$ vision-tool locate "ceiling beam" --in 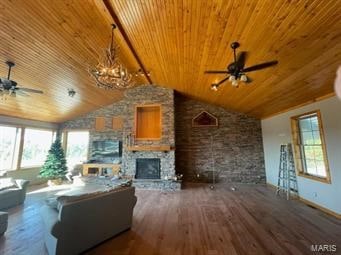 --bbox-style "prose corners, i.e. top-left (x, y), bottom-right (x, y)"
top-left (102, 0), bottom-right (153, 84)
